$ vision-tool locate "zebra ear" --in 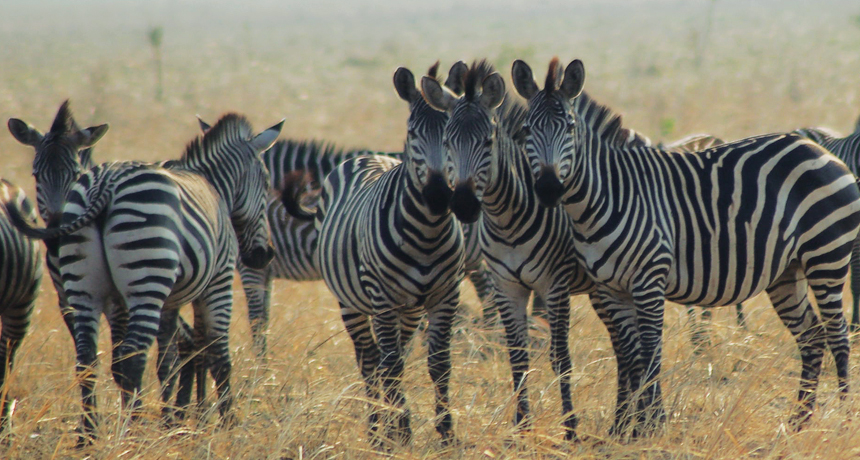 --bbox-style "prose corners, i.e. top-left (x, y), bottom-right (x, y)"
top-left (560, 59), bottom-right (585, 101)
top-left (511, 60), bottom-right (538, 100)
top-left (251, 119), bottom-right (284, 152)
top-left (421, 76), bottom-right (458, 112)
top-left (8, 118), bottom-right (43, 146)
top-left (854, 113), bottom-right (860, 134)
top-left (75, 123), bottom-right (109, 148)
top-left (393, 67), bottom-right (420, 103)
top-left (480, 72), bottom-right (506, 110)
top-left (197, 116), bottom-right (212, 133)
top-left (445, 61), bottom-right (468, 96)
